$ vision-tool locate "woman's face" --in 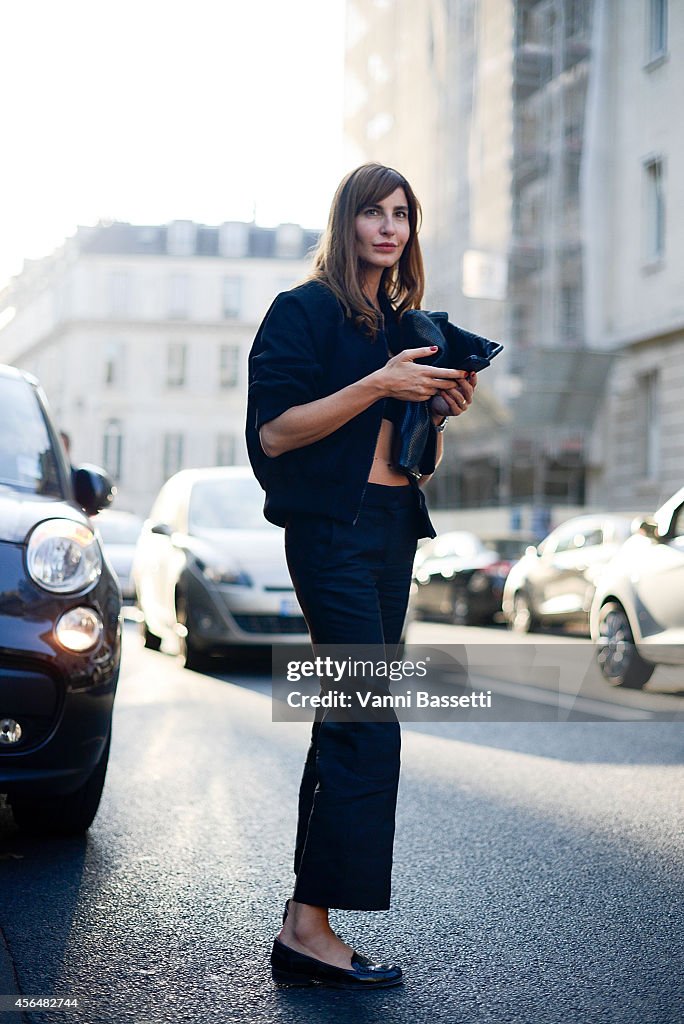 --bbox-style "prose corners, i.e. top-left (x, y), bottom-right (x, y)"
top-left (354, 187), bottom-right (410, 273)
